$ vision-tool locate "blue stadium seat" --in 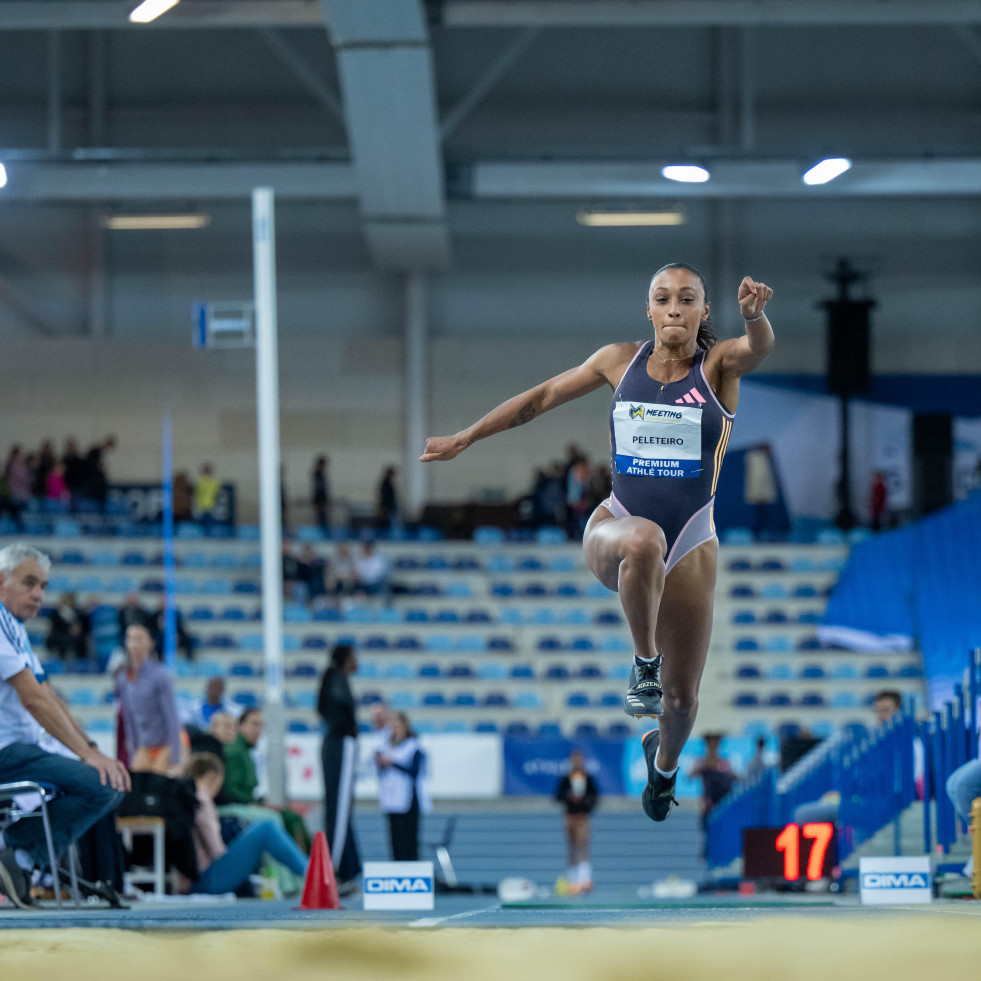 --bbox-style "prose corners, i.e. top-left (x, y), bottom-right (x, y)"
top-left (545, 665), bottom-right (570, 681)
top-left (723, 528), bottom-right (754, 545)
top-left (765, 636), bottom-right (794, 654)
top-left (759, 559), bottom-right (786, 572)
top-left (733, 693), bottom-right (760, 707)
top-left (60, 550), bottom-right (86, 566)
top-left (283, 604), bottom-right (312, 624)
top-left (491, 583), bottom-right (514, 598)
top-left (537, 636), bottom-right (563, 652)
top-left (222, 607), bottom-right (247, 621)
top-left (482, 692), bottom-right (509, 707)
top-left (865, 664), bottom-right (890, 678)
top-left (563, 609), bottom-right (592, 627)
top-left (766, 692), bottom-right (793, 707)
top-left (800, 664), bottom-right (826, 679)
top-left (505, 722), bottom-right (532, 738)
top-left (538, 722), bottom-right (562, 738)
top-left (474, 721), bottom-right (499, 733)
top-left (413, 582), bottom-right (442, 598)
top-left (441, 720), bottom-right (469, 734)
top-left (735, 638), bottom-right (760, 652)
top-left (728, 558), bottom-right (752, 572)
top-left (291, 662), bottom-right (318, 678)
top-left (395, 635), bottom-right (423, 651)
top-left (283, 635), bottom-right (301, 653)
top-left (790, 557), bottom-right (817, 573)
top-left (230, 661), bottom-right (257, 677)
top-left (607, 662), bottom-right (631, 680)
top-left (68, 688), bottom-right (98, 707)
top-left (233, 691), bottom-right (259, 708)
top-left (792, 584), bottom-right (818, 598)
top-left (359, 691), bottom-right (384, 706)
top-left (595, 610), bottom-right (622, 626)
top-left (233, 580), bottom-right (260, 594)
top-left (195, 660), bottom-right (225, 678)
top-left (452, 693), bottom-right (478, 707)
top-left (520, 583), bottom-right (547, 598)
top-left (465, 609), bottom-right (493, 624)
top-left (606, 723), bottom-right (632, 740)
top-left (574, 723), bottom-right (600, 739)
top-left (239, 633), bottom-right (264, 651)
top-left (556, 584), bottom-right (580, 598)
top-left (517, 557), bottom-right (544, 572)
top-left (736, 665), bottom-right (762, 679)
top-left (733, 610), bottom-right (757, 624)
top-left (189, 606), bottom-right (215, 621)
top-left (207, 633), bottom-right (237, 650)
top-left (764, 610), bottom-right (789, 624)
top-left (598, 692), bottom-right (620, 708)
top-left (478, 662), bottom-right (507, 680)
top-left (357, 662), bottom-right (380, 679)
top-left (799, 692), bottom-right (826, 707)
top-left (434, 609), bottom-right (460, 624)
top-left (529, 609), bottom-right (557, 625)
top-left (486, 555), bottom-right (513, 574)
top-left (578, 664), bottom-right (603, 679)
top-left (41, 660), bottom-right (64, 676)
top-left (302, 636), bottom-right (328, 650)
top-left (487, 636), bottom-right (514, 653)
top-left (548, 556), bottom-right (576, 573)
top-left (601, 636), bottom-right (630, 654)
top-left (288, 721), bottom-right (312, 733)
top-left (896, 664), bottom-right (923, 679)
top-left (445, 582), bottom-right (473, 599)
top-left (535, 527), bottom-right (567, 545)
top-left (405, 608), bottom-right (429, 623)
top-left (766, 664), bottom-right (794, 681)
top-left (730, 585), bottom-right (756, 598)
top-left (364, 635), bottom-right (389, 650)
top-left (447, 664), bottom-right (475, 679)
top-left (390, 692), bottom-right (418, 710)
top-left (761, 583), bottom-right (789, 599)
top-left (394, 557), bottom-right (421, 571)
top-left (777, 723), bottom-right (801, 739)
top-left (418, 663), bottom-right (441, 678)
top-left (453, 557), bottom-right (481, 572)
top-left (473, 526), bottom-right (505, 545)
top-left (455, 635), bottom-right (486, 654)
top-left (183, 551), bottom-right (209, 568)
top-left (831, 663), bottom-right (859, 680)
top-left (313, 607), bottom-right (342, 622)
top-left (797, 636), bottom-right (823, 651)
top-left (566, 691), bottom-right (590, 708)
top-left (570, 636), bottom-right (595, 652)
top-left (121, 551), bottom-right (148, 567)
top-left (204, 578), bottom-right (233, 596)
top-left (422, 692), bottom-right (447, 707)
top-left (797, 611), bottom-right (821, 624)
top-left (509, 665), bottom-right (535, 680)
top-left (513, 691), bottom-right (543, 709)
top-left (426, 635), bottom-right (453, 653)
